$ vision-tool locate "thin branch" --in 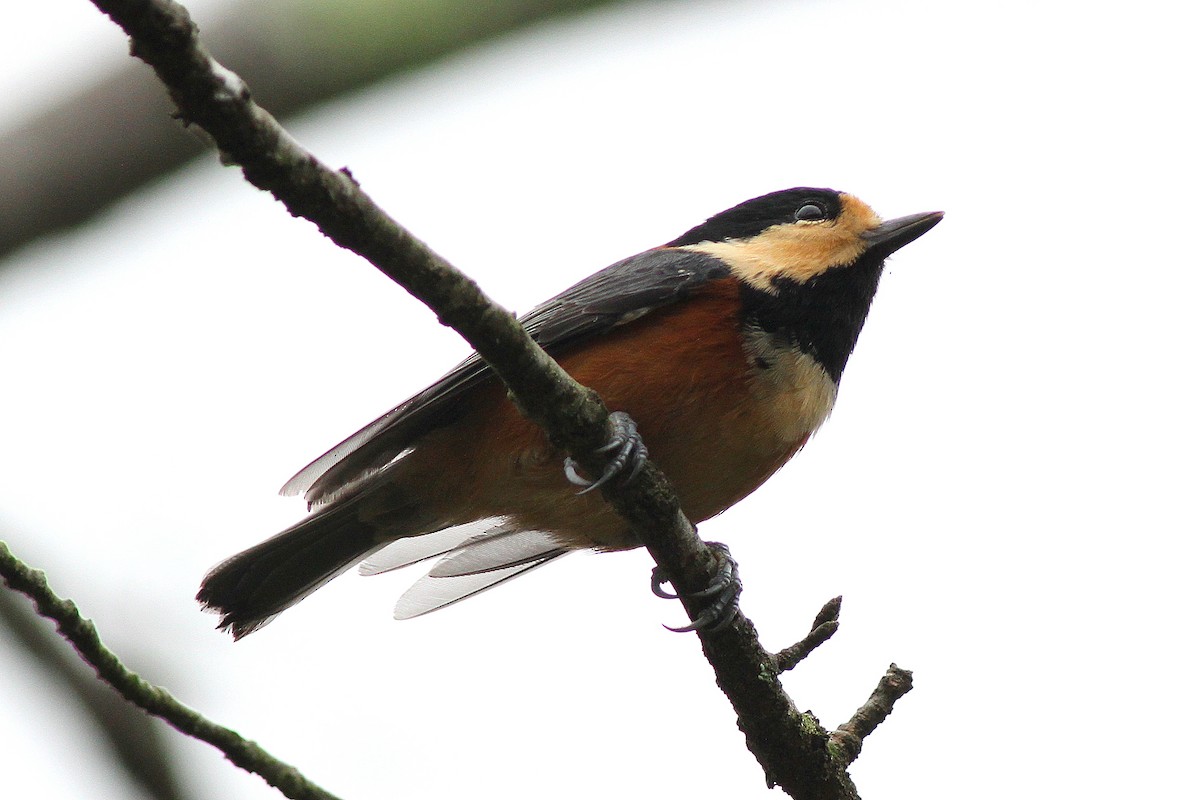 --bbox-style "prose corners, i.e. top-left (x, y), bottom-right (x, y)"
top-left (59, 2), bottom-right (915, 797)
top-left (829, 664), bottom-right (916, 765)
top-left (775, 596), bottom-right (843, 673)
top-left (0, 587), bottom-right (189, 800)
top-left (0, 541), bottom-right (341, 800)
